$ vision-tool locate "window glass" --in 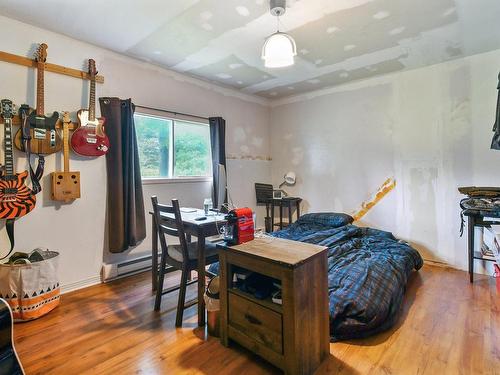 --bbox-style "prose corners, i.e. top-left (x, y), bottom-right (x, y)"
top-left (134, 113), bottom-right (211, 178)
top-left (134, 114), bottom-right (172, 178)
top-left (174, 120), bottom-right (212, 177)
